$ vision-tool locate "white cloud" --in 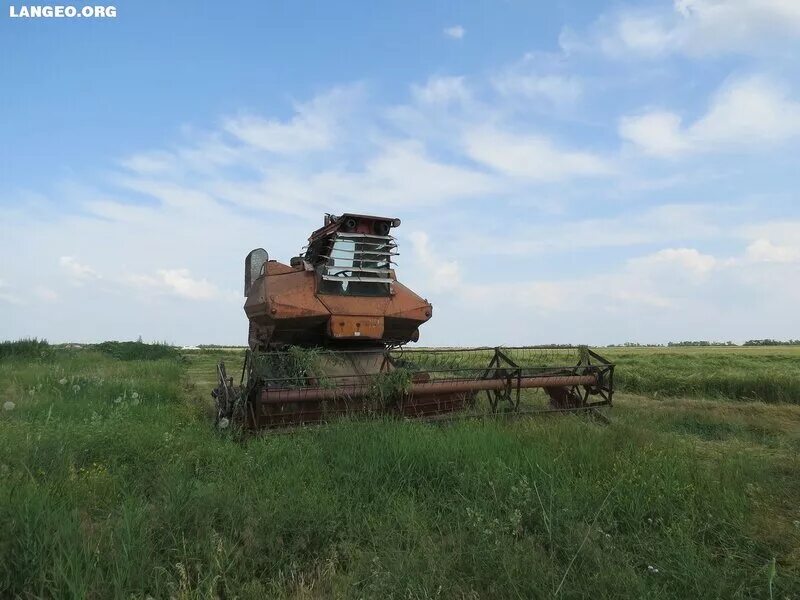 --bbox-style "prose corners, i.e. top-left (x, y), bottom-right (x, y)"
top-left (489, 52), bottom-right (584, 109)
top-left (619, 111), bottom-right (688, 157)
top-left (224, 113), bottom-right (332, 155)
top-left (739, 220), bottom-right (800, 247)
top-left (121, 137), bottom-right (247, 176)
top-left (266, 140), bottom-right (498, 211)
top-left (567, 0), bottom-right (800, 58)
top-left (690, 76), bottom-right (800, 145)
top-left (463, 280), bottom-right (572, 314)
top-left (493, 72), bottom-right (582, 106)
top-left (223, 86), bottom-right (361, 154)
top-left (57, 251), bottom-right (234, 302)
top-left (594, 13), bottom-right (678, 58)
top-left (443, 25), bottom-right (465, 40)
top-left (109, 83), bottom-right (509, 220)
top-left (442, 203), bottom-right (728, 259)
top-left (408, 231), bottom-right (461, 293)
top-left (124, 268), bottom-right (226, 301)
top-left (620, 76), bottom-right (800, 156)
top-left (401, 231), bottom-right (800, 345)
top-left (464, 127), bottom-right (611, 181)
top-left (59, 256), bottom-right (101, 281)
top-left (628, 247), bottom-right (717, 279)
top-left (411, 76), bottom-right (470, 105)
top-left (674, 0), bottom-right (800, 56)
top-left (744, 240), bottom-right (800, 264)
top-left (119, 151), bottom-right (175, 174)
